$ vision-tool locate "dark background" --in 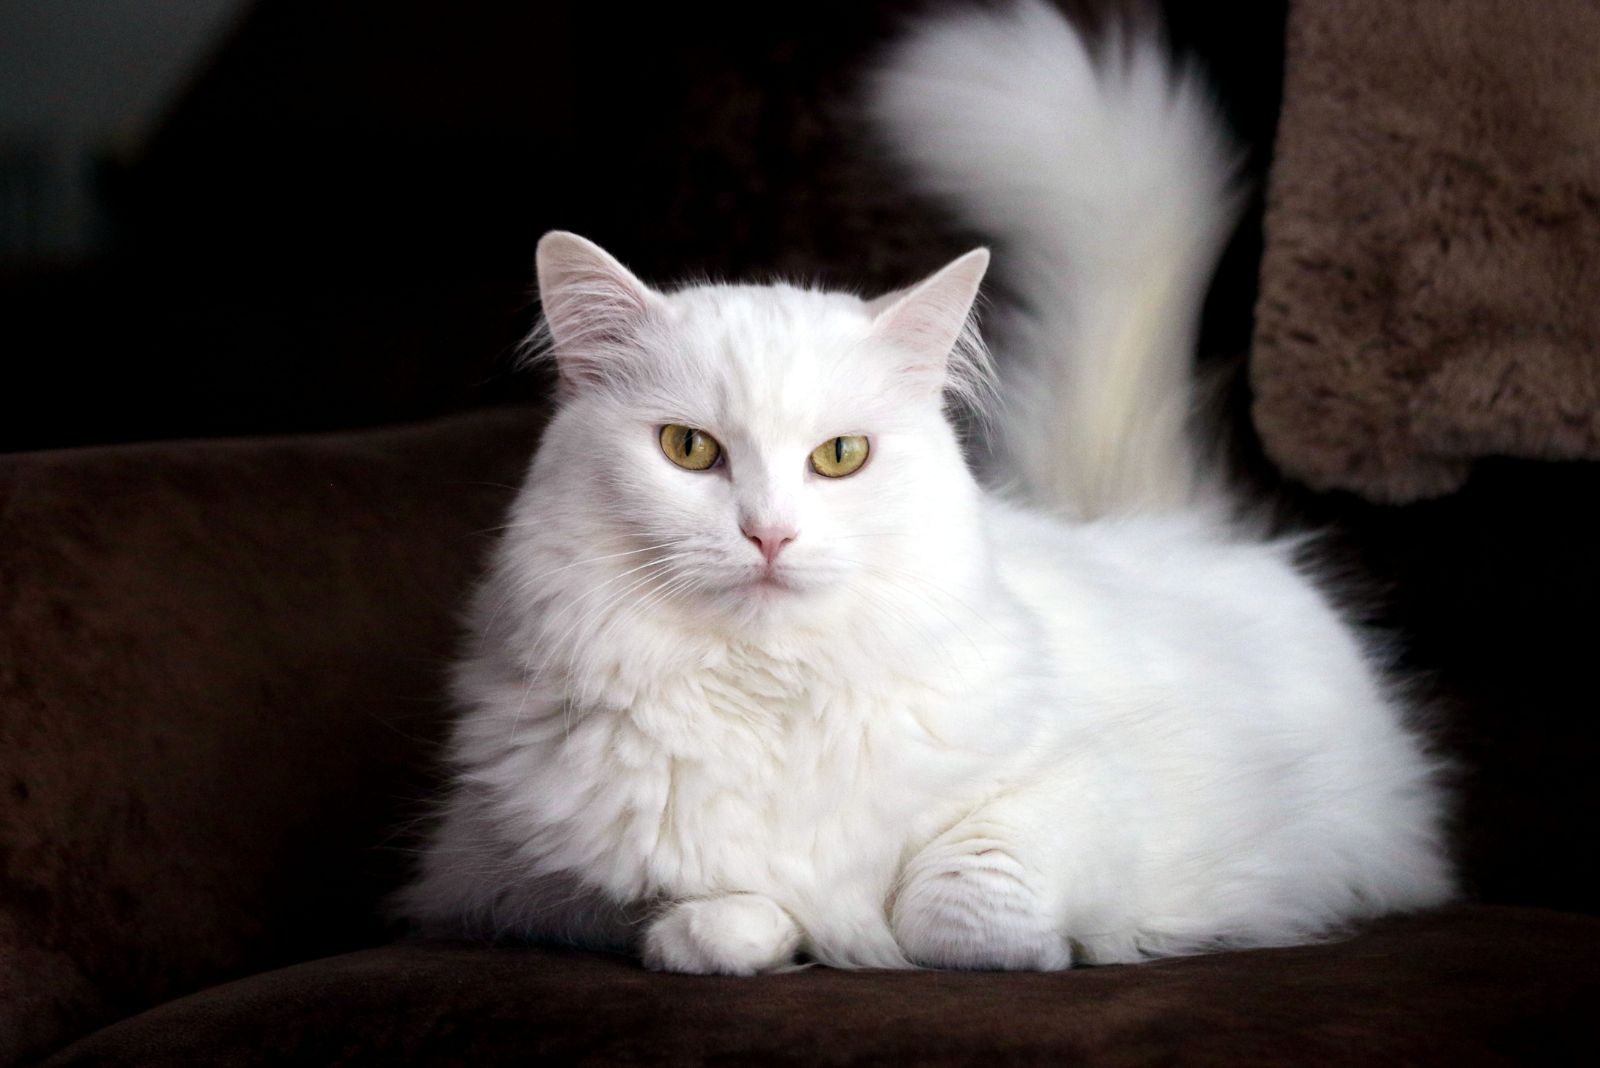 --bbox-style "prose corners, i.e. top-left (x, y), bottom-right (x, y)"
top-left (2, 0), bottom-right (1593, 915)
top-left (0, 0), bottom-right (1285, 454)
